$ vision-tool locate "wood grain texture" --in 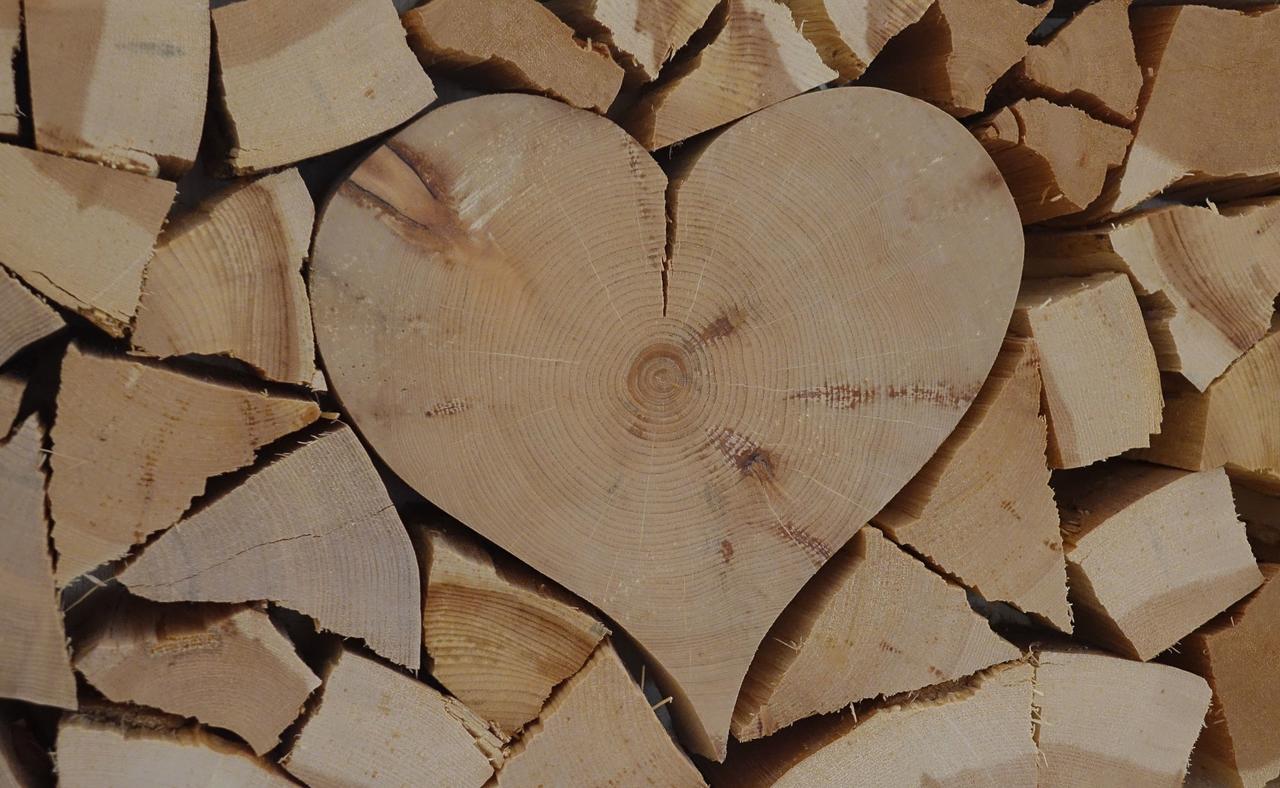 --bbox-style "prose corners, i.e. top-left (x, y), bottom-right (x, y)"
top-left (0, 372), bottom-right (22, 436)
top-left (0, 0), bottom-right (18, 137)
top-left (782, 0), bottom-right (931, 81)
top-left (544, 0), bottom-right (720, 82)
top-left (0, 269), bottom-right (64, 367)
